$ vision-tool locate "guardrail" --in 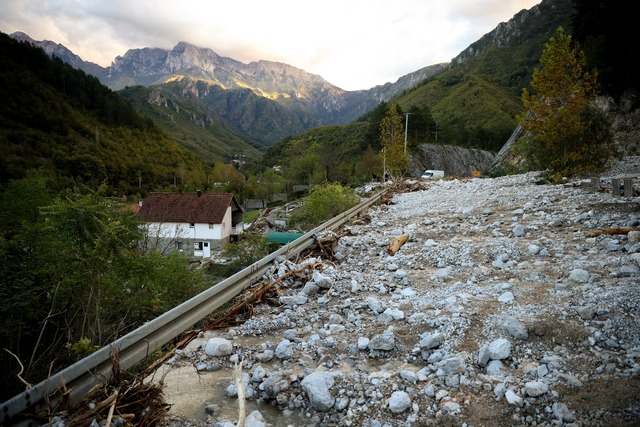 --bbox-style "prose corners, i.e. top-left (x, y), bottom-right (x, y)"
top-left (1, 189), bottom-right (385, 426)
